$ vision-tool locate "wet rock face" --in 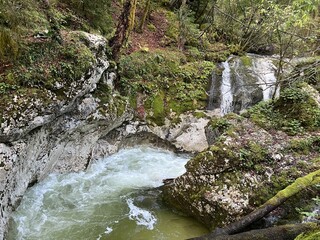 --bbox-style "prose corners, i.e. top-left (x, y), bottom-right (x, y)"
top-left (162, 116), bottom-right (319, 229)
